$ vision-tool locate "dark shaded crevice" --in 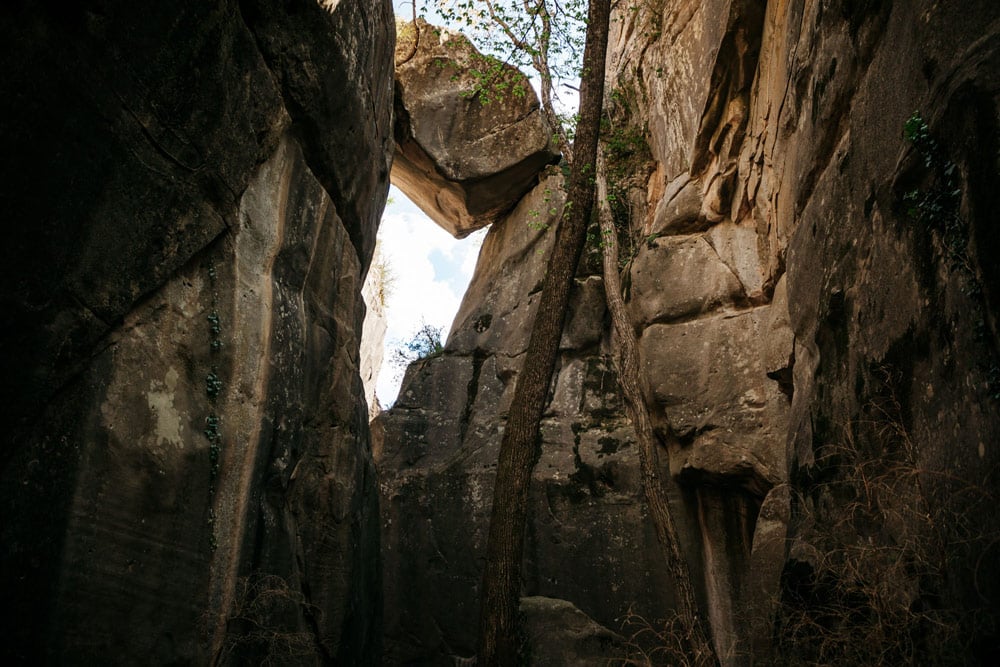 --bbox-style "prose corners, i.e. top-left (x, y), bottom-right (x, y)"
top-left (564, 423), bottom-right (616, 502)
top-left (767, 349), bottom-right (796, 402)
top-left (690, 0), bottom-right (767, 178)
top-left (641, 300), bottom-right (767, 330)
top-left (793, 5), bottom-right (892, 219)
top-left (298, 576), bottom-right (335, 665)
top-left (948, 85), bottom-right (1000, 353)
top-left (792, 102), bottom-right (852, 220)
top-left (119, 97), bottom-right (204, 172)
top-left (459, 349), bottom-right (488, 447)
